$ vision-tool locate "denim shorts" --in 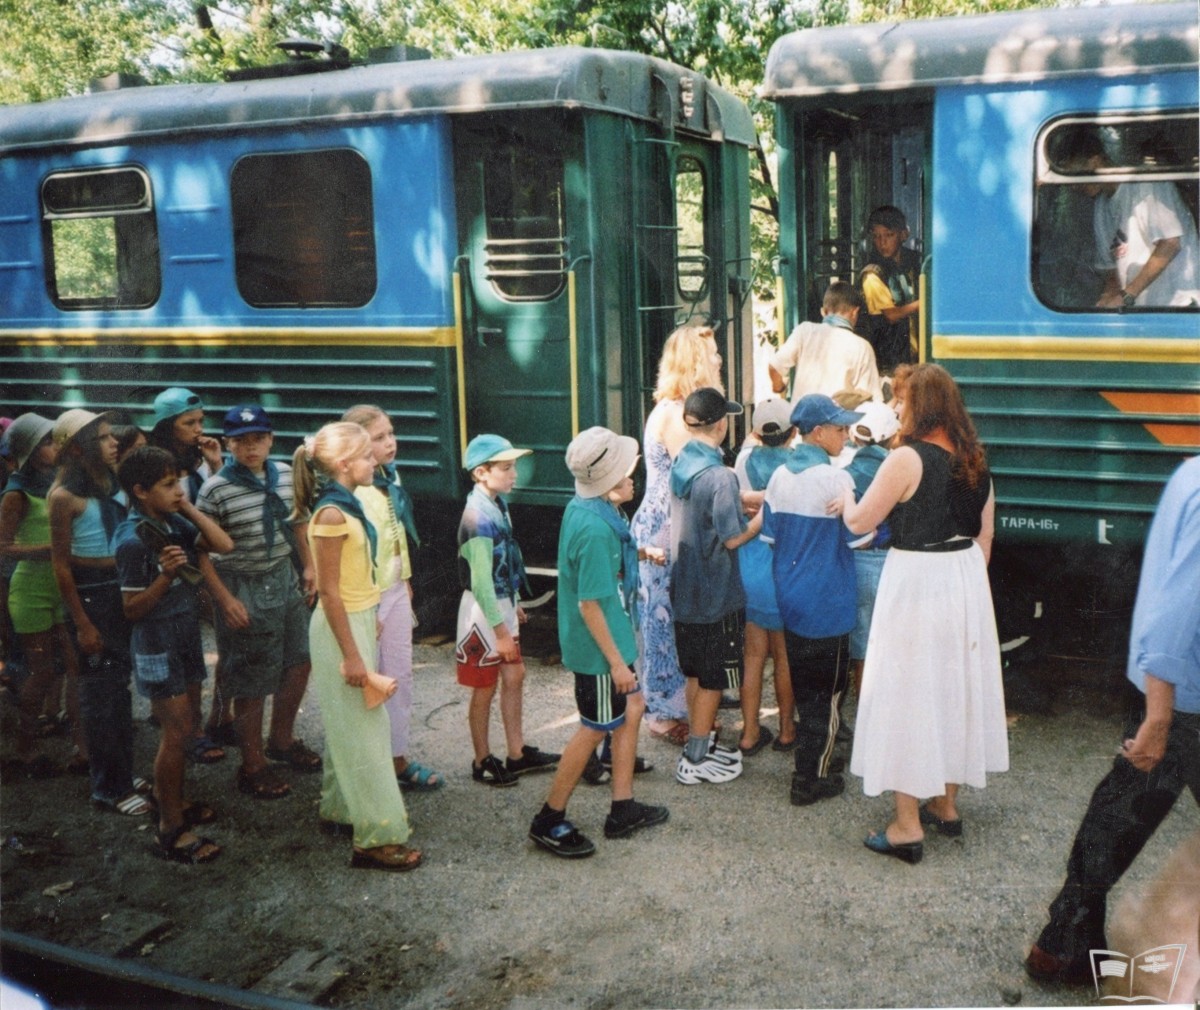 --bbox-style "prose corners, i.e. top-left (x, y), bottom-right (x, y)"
top-left (215, 564), bottom-right (310, 698)
top-left (131, 611), bottom-right (207, 701)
